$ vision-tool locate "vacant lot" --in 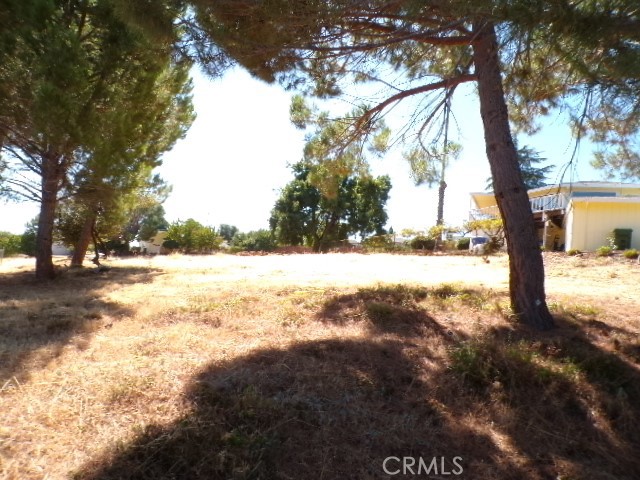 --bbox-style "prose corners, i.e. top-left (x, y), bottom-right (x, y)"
top-left (1, 252), bottom-right (639, 479)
